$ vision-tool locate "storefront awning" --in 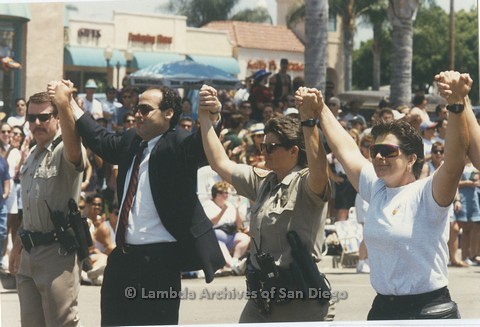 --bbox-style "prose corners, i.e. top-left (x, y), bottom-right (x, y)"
top-left (187, 55), bottom-right (240, 75)
top-left (0, 4), bottom-right (31, 22)
top-left (132, 52), bottom-right (185, 70)
top-left (64, 46), bottom-right (126, 67)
